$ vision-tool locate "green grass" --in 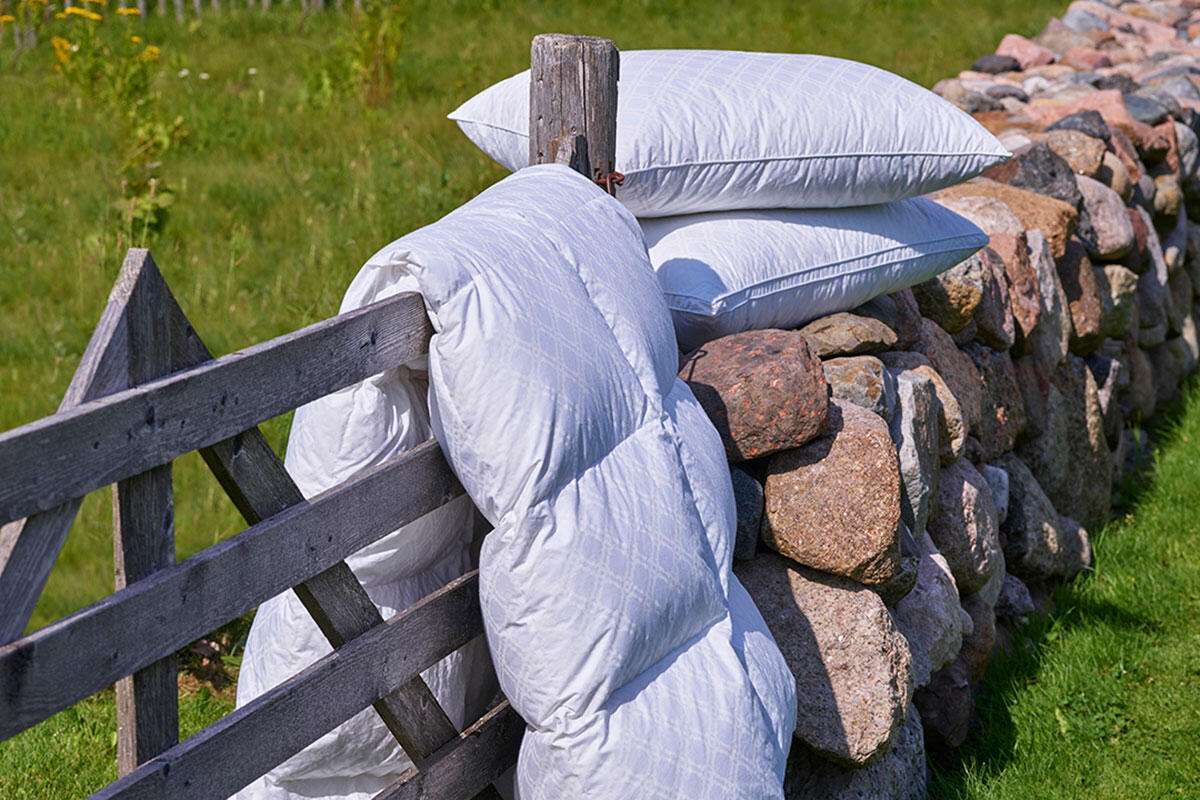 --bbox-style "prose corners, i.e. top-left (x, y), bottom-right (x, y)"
top-left (0, 683), bottom-right (236, 799)
top-left (929, 377), bottom-right (1200, 799)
